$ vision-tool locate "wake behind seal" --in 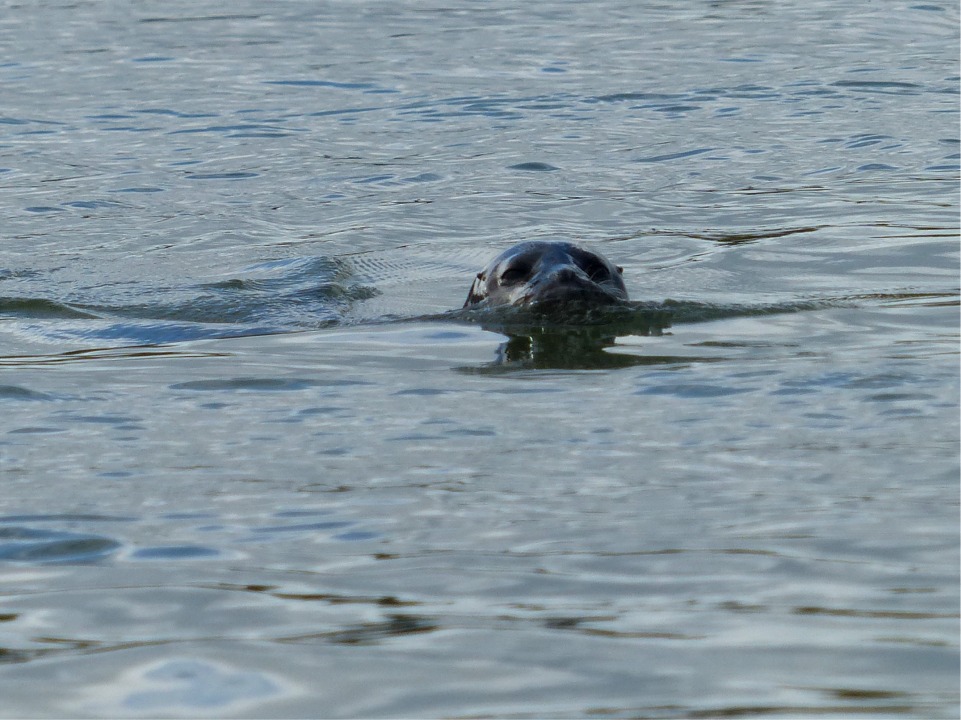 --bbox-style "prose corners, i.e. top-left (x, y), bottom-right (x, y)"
top-left (464, 241), bottom-right (628, 310)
